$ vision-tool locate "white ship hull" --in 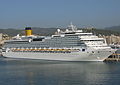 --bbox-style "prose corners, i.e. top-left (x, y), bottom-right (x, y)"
top-left (2, 49), bottom-right (115, 61)
top-left (2, 23), bottom-right (116, 61)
